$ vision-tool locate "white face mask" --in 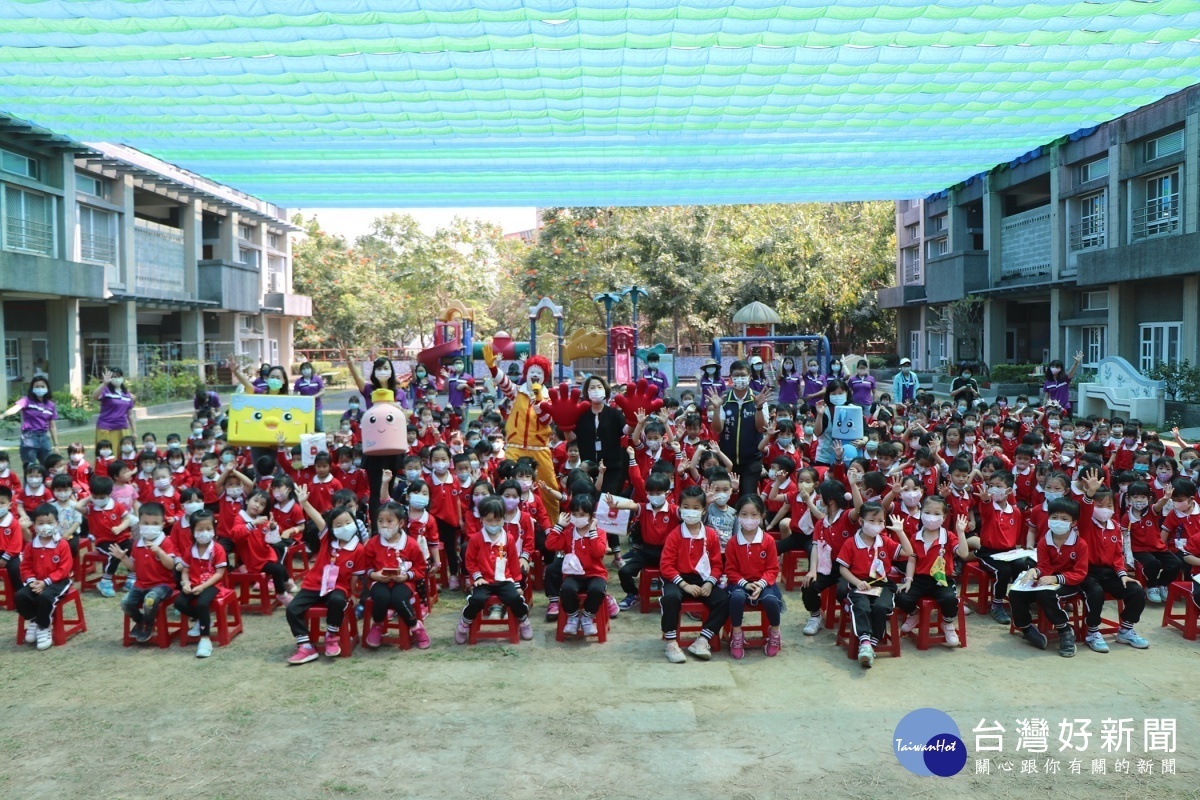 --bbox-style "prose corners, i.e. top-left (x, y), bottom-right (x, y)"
top-left (409, 494), bottom-right (429, 509)
top-left (431, 461), bottom-right (450, 474)
top-left (738, 516), bottom-right (760, 532)
top-left (901, 490), bottom-right (922, 506)
top-left (648, 495), bottom-right (666, 508)
top-left (646, 439), bottom-right (662, 452)
top-left (36, 523), bottom-right (58, 538)
top-left (1047, 519), bottom-right (1071, 536)
top-left (714, 492), bottom-right (730, 506)
top-left (483, 523), bottom-right (505, 536)
top-left (332, 522), bottom-right (358, 542)
top-left (154, 477), bottom-right (172, 490)
top-left (139, 525), bottom-right (164, 546)
top-left (54, 490), bottom-right (73, 502)
top-left (570, 515), bottom-right (591, 530)
top-left (680, 509), bottom-right (703, 525)
top-left (862, 521), bottom-right (884, 536)
top-left (183, 500), bottom-right (205, 515)
top-left (194, 529), bottom-right (214, 545)
top-left (829, 394), bottom-right (847, 406)
top-left (920, 513), bottom-right (943, 530)
top-left (379, 525), bottom-right (400, 540)
top-left (732, 376), bottom-right (750, 391)
top-left (1092, 507), bottom-right (1114, 523)
top-left (588, 388), bottom-right (606, 402)
top-left (225, 487), bottom-right (243, 500)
